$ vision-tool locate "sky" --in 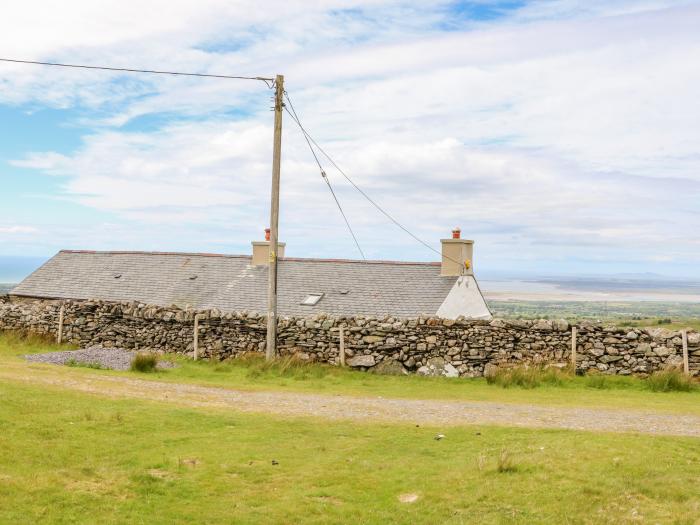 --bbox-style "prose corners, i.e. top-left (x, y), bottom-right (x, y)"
top-left (0, 0), bottom-right (699, 281)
